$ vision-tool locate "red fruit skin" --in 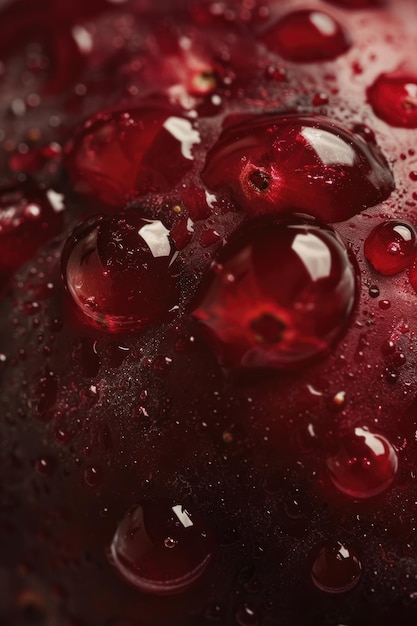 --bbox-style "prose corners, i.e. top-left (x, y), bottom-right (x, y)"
top-left (201, 114), bottom-right (394, 223)
top-left (64, 104), bottom-right (200, 207)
